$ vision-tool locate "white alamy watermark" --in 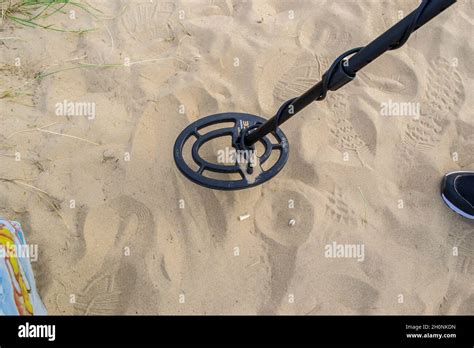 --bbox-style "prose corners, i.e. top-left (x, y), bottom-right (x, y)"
top-left (324, 241), bottom-right (365, 262)
top-left (380, 99), bottom-right (420, 118)
top-left (0, 243), bottom-right (38, 262)
top-left (18, 323), bottom-right (55, 341)
top-left (55, 99), bottom-right (96, 120)
top-left (217, 147), bottom-right (258, 166)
